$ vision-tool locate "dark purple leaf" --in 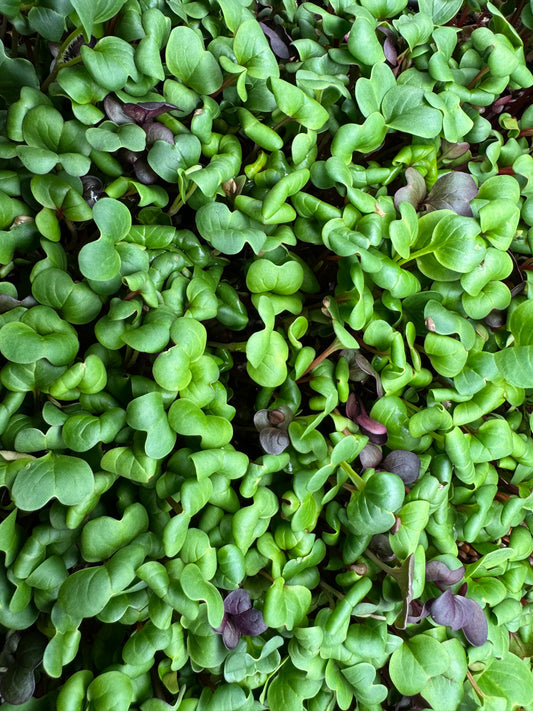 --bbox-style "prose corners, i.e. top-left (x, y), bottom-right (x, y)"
top-left (428, 590), bottom-right (488, 647)
top-left (353, 352), bottom-right (383, 397)
top-left (461, 599), bottom-right (489, 647)
top-left (133, 159), bottom-right (159, 185)
top-left (346, 392), bottom-right (359, 420)
top-left (254, 409), bottom-right (271, 430)
top-left (383, 37), bottom-right (398, 66)
top-left (381, 450), bottom-right (421, 485)
top-left (224, 589), bottom-right (252, 615)
top-left (425, 172), bottom-right (478, 217)
top-left (425, 560), bottom-right (465, 587)
top-left (103, 95), bottom-right (133, 124)
top-left (259, 21), bottom-right (291, 59)
top-left (221, 618), bottom-right (241, 650)
top-left (81, 175), bottom-right (103, 207)
top-left (406, 599), bottom-right (430, 625)
top-left (428, 589), bottom-right (468, 631)
top-left (143, 122), bottom-right (175, 146)
top-left (359, 442), bottom-right (383, 470)
top-left (123, 101), bottom-right (180, 123)
top-left (377, 28), bottom-right (398, 67)
top-left (394, 167), bottom-right (426, 211)
top-left (213, 589), bottom-right (268, 649)
top-left (236, 607), bottom-right (268, 637)
top-left (259, 428), bottom-right (290, 454)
